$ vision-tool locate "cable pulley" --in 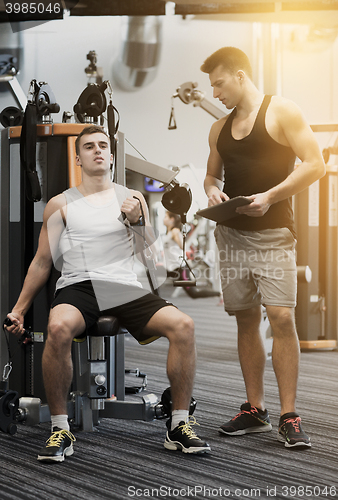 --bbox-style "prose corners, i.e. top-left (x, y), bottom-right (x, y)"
top-left (0, 106), bottom-right (24, 127)
top-left (73, 83), bottom-right (107, 121)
